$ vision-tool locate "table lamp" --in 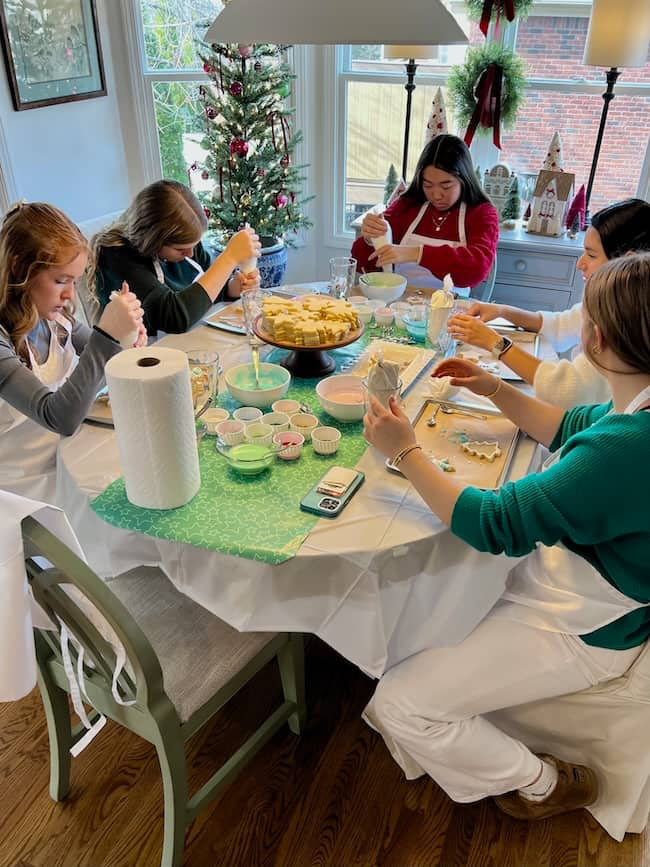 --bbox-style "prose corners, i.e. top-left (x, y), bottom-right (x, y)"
top-left (383, 45), bottom-right (439, 181)
top-left (582, 0), bottom-right (650, 221)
